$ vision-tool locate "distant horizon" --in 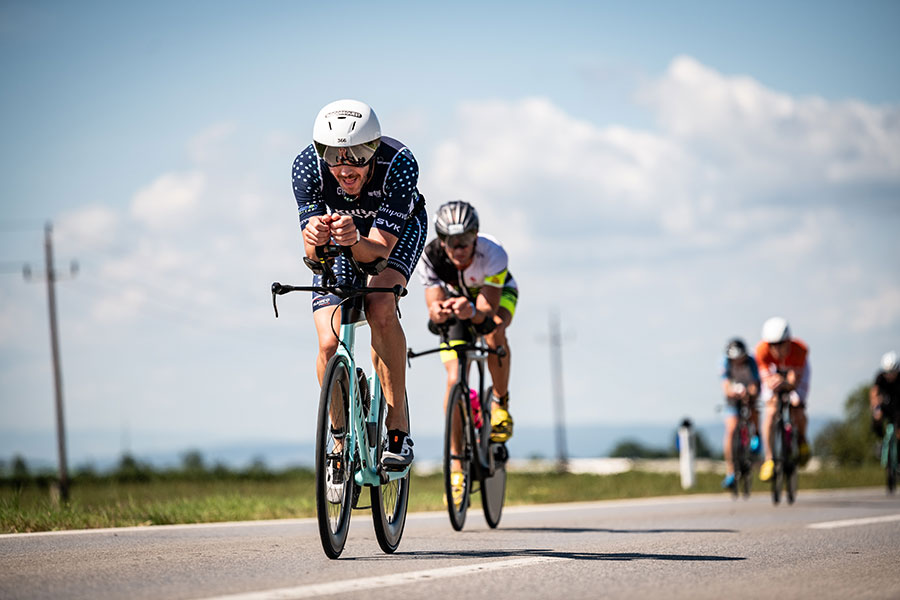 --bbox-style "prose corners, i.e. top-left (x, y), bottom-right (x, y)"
top-left (1, 415), bottom-right (837, 471)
